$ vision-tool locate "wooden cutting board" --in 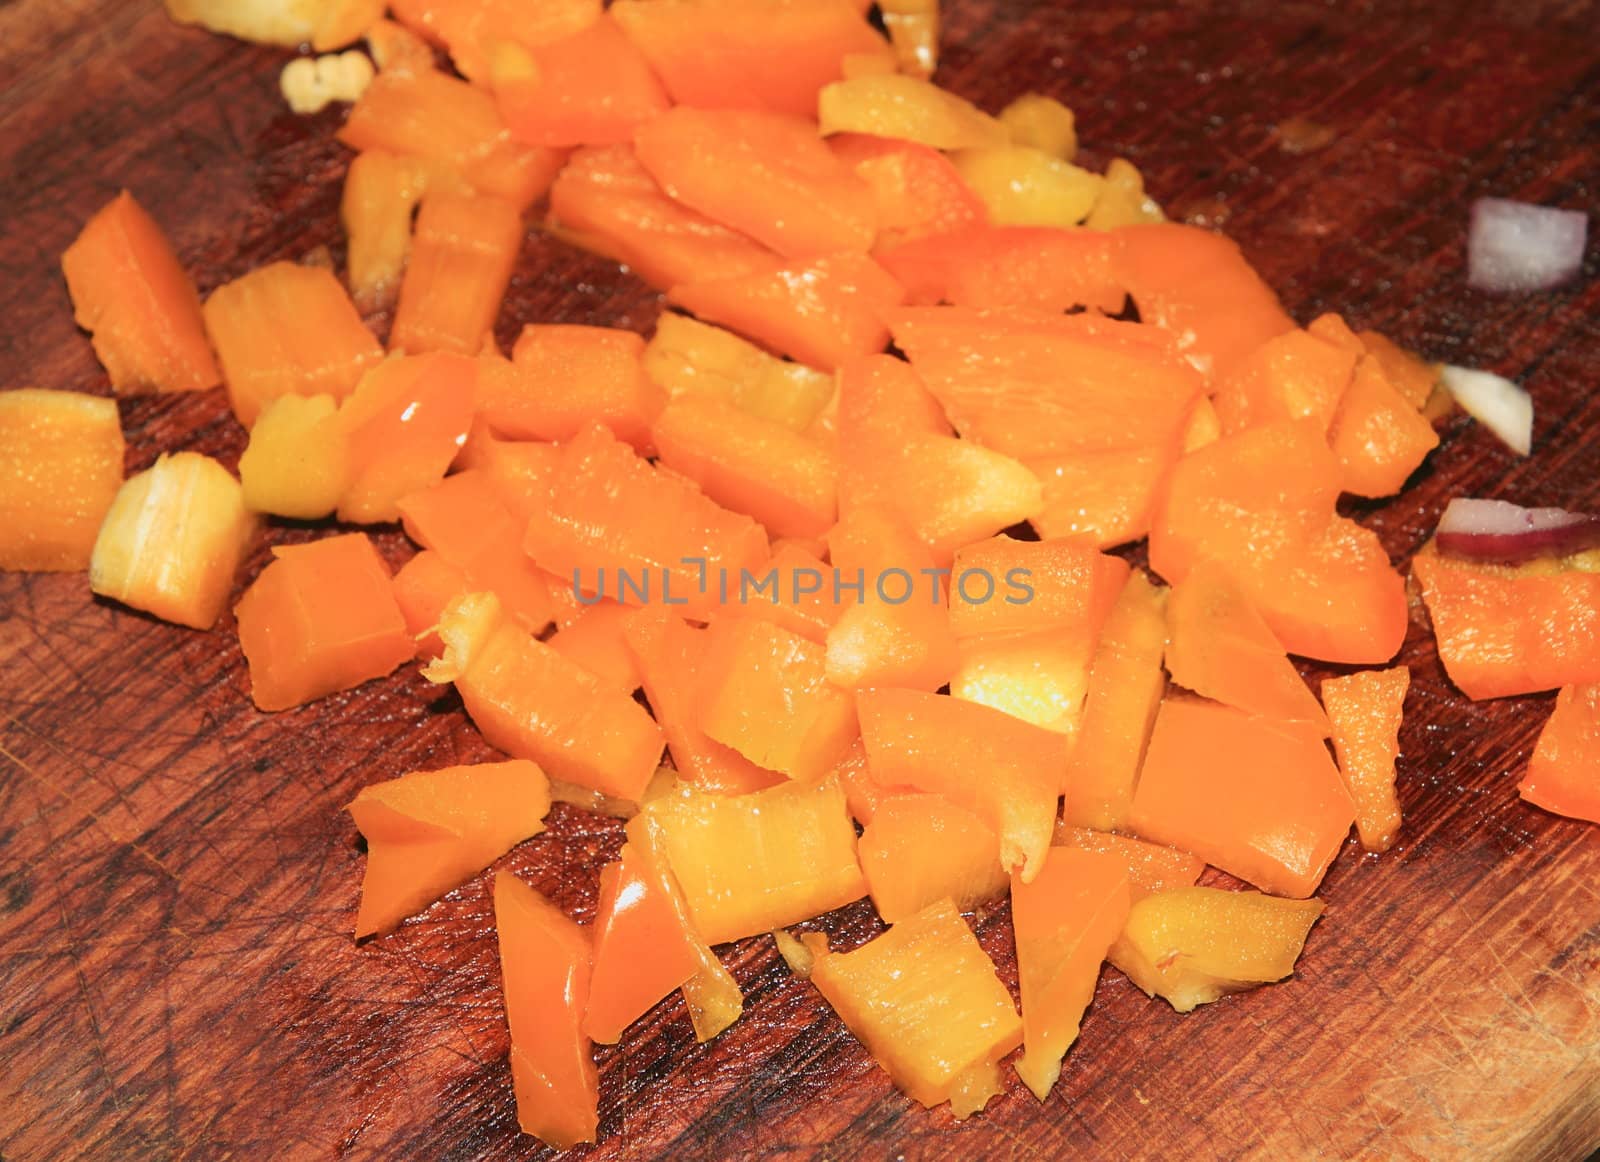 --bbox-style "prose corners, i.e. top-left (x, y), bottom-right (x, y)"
top-left (1, 2), bottom-right (1597, 1158)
